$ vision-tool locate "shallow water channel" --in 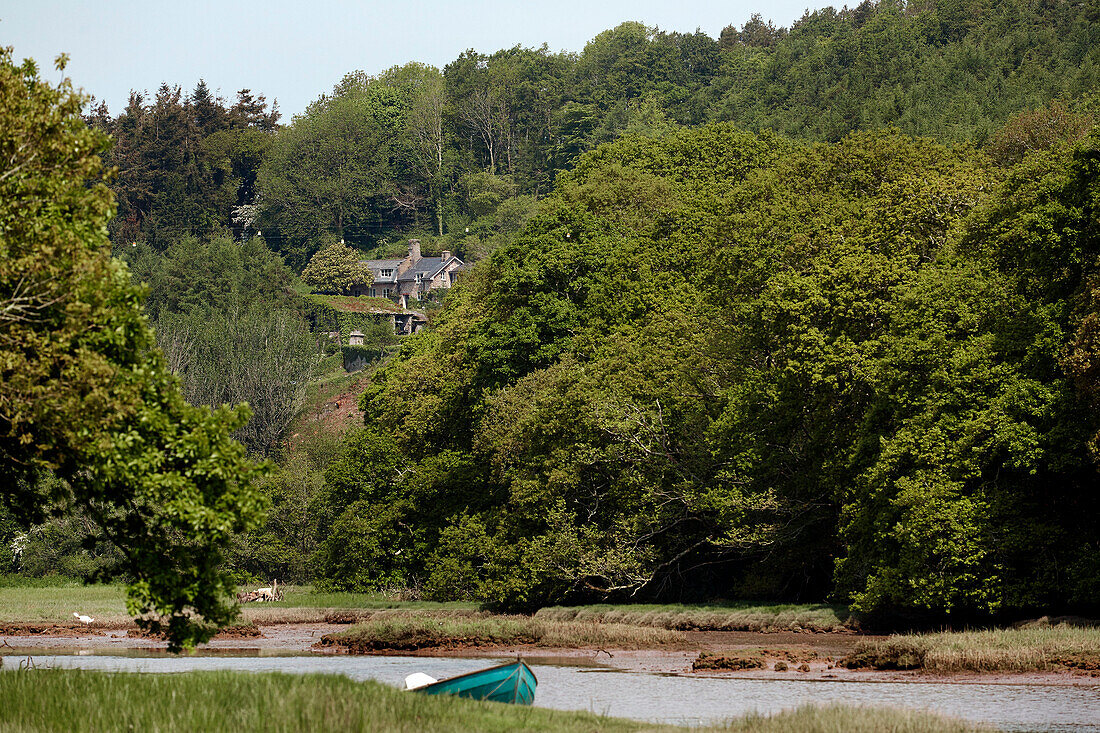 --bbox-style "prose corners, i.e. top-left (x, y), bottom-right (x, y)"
top-left (6, 651), bottom-right (1099, 731)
